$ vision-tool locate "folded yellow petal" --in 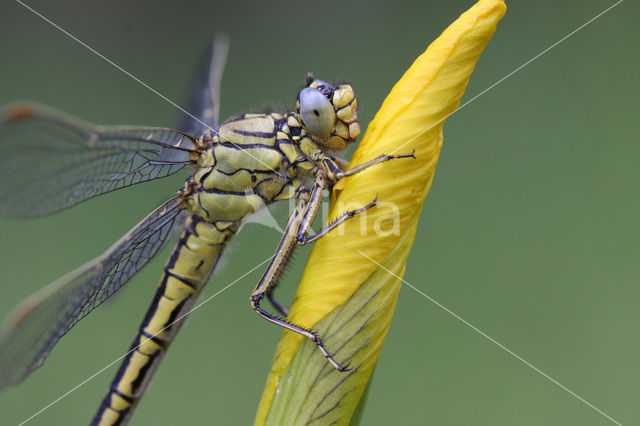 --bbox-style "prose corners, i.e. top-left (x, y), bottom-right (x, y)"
top-left (255, 1), bottom-right (506, 424)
